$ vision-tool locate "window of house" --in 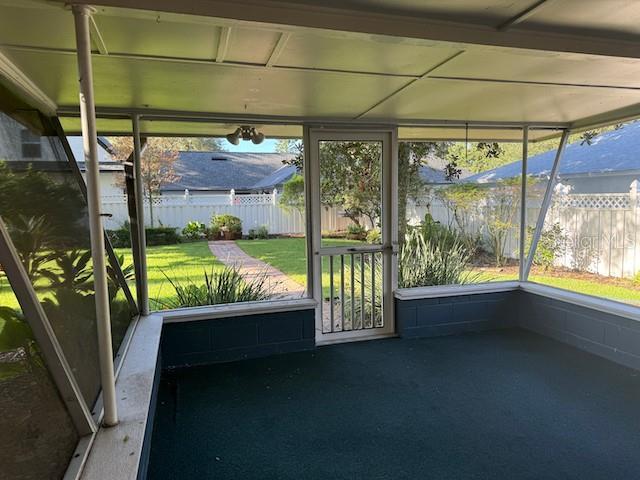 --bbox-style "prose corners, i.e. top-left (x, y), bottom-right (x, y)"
top-left (20, 128), bottom-right (42, 158)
